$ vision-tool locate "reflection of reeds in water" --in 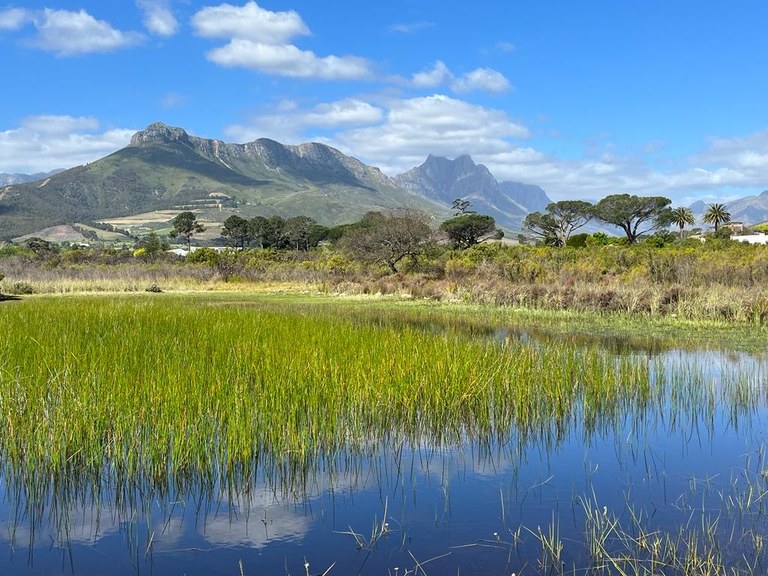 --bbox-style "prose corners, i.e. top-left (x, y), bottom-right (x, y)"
top-left (1, 295), bottom-right (768, 573)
